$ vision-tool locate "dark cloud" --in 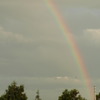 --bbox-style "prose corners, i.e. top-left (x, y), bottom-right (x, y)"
top-left (0, 0), bottom-right (99, 100)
